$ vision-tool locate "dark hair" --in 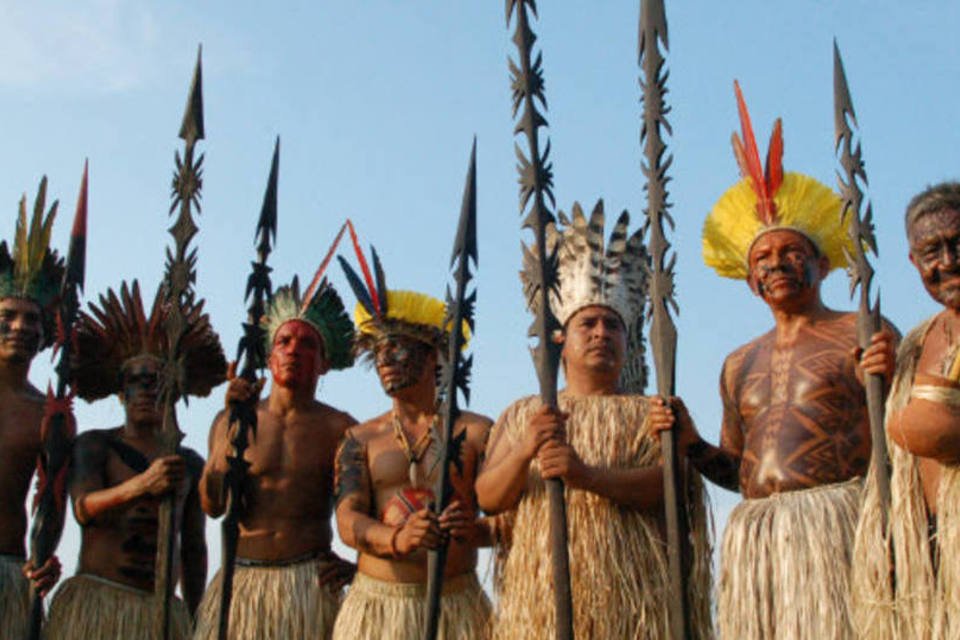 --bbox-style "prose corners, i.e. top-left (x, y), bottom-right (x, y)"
top-left (905, 182), bottom-right (960, 234)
